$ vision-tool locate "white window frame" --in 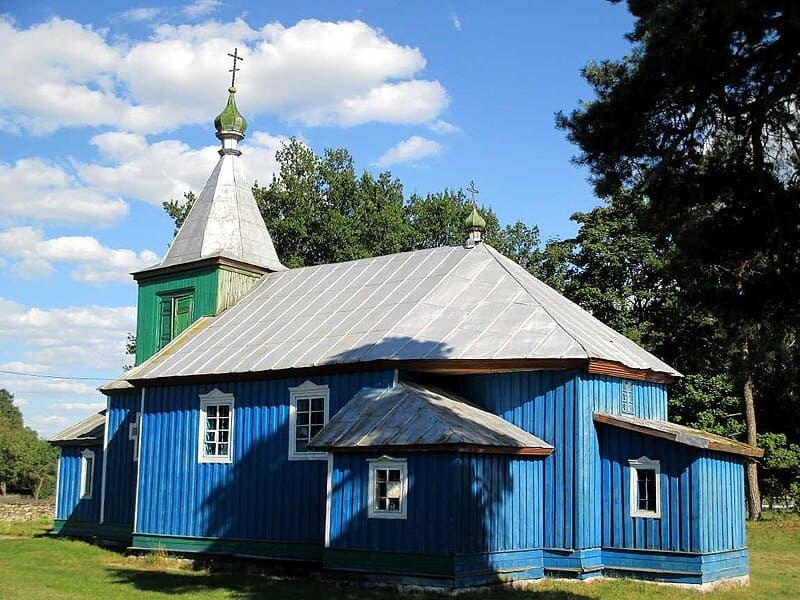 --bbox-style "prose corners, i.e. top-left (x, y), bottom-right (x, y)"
top-left (80, 448), bottom-right (95, 500)
top-left (368, 456), bottom-right (408, 520)
top-left (621, 380), bottom-right (635, 414)
top-left (629, 456), bottom-right (661, 518)
top-left (129, 412), bottom-right (142, 462)
top-left (198, 389), bottom-right (235, 464)
top-left (288, 380), bottom-right (329, 461)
